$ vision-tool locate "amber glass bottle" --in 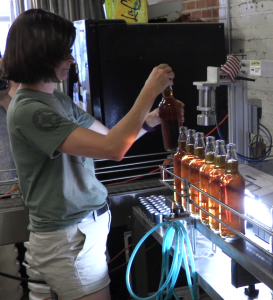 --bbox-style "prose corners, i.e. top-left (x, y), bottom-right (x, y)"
top-left (159, 86), bottom-right (182, 151)
top-left (199, 136), bottom-right (215, 225)
top-left (208, 140), bottom-right (226, 233)
top-left (180, 129), bottom-right (196, 210)
top-left (188, 132), bottom-right (205, 217)
top-left (219, 143), bottom-right (245, 240)
top-left (173, 126), bottom-right (187, 205)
